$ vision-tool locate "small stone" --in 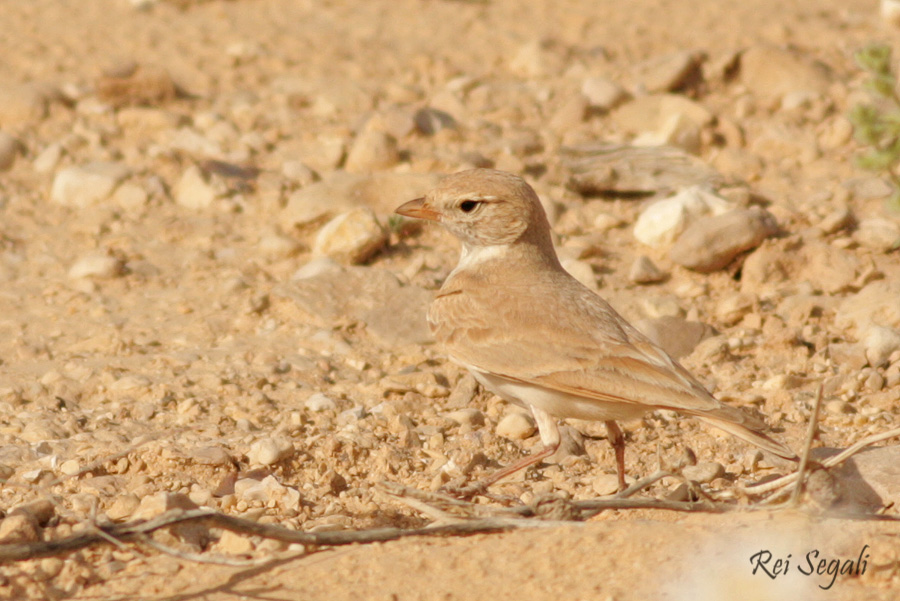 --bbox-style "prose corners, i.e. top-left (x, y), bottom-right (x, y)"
top-left (0, 512), bottom-right (41, 544)
top-left (132, 492), bottom-right (199, 521)
top-left (188, 446), bottom-right (234, 466)
top-left (305, 393), bottom-right (337, 412)
top-left (413, 107), bottom-right (457, 135)
top-left (258, 232), bottom-right (301, 259)
top-left (248, 438), bottom-right (294, 466)
top-left (682, 461), bottom-right (725, 483)
top-left (59, 459), bottom-right (81, 476)
top-left (106, 494), bottom-right (141, 521)
top-left (818, 207), bottom-right (854, 235)
top-left (444, 408), bottom-right (485, 427)
top-left (611, 94), bottom-right (714, 135)
top-left (739, 46), bottom-right (832, 103)
top-left (669, 207), bottom-right (778, 272)
top-left (581, 77), bottom-right (628, 111)
top-left (560, 258), bottom-right (597, 291)
top-left (864, 326), bottom-right (900, 368)
top-left (312, 208), bottom-right (387, 264)
top-left (282, 160), bottom-right (317, 186)
top-left (33, 143), bottom-right (63, 173)
top-left (113, 183), bottom-right (149, 211)
top-left (865, 371), bottom-right (885, 392)
top-left (592, 473), bottom-right (622, 496)
top-left (633, 186), bottom-right (731, 248)
top-left (344, 130), bottom-right (400, 173)
top-left (824, 399), bottom-right (850, 415)
top-left (68, 253), bottom-right (125, 279)
top-left (628, 255), bottom-right (666, 284)
top-left (495, 411), bottom-right (536, 441)
top-left (0, 132), bottom-right (21, 171)
top-left (174, 165), bottom-right (217, 210)
top-left (634, 51), bottom-right (702, 93)
top-left (234, 475), bottom-right (301, 510)
top-left (854, 218), bottom-right (900, 252)
top-left (217, 529), bottom-right (254, 554)
top-left (716, 292), bottom-right (757, 325)
top-left (51, 162), bottom-right (130, 207)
